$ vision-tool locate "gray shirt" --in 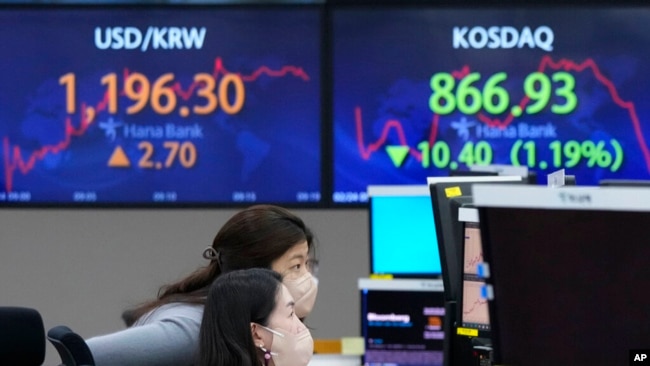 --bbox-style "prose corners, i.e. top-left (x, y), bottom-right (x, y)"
top-left (86, 303), bottom-right (204, 366)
